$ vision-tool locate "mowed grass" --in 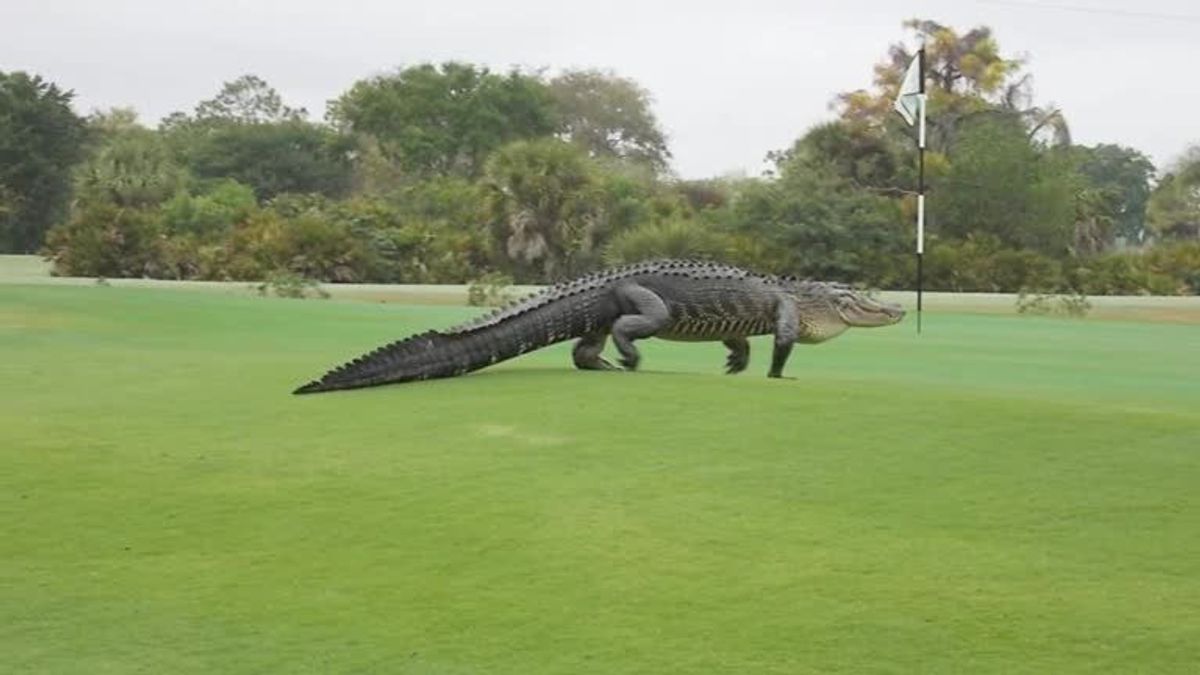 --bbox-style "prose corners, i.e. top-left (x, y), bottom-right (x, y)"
top-left (2, 285), bottom-right (1198, 674)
